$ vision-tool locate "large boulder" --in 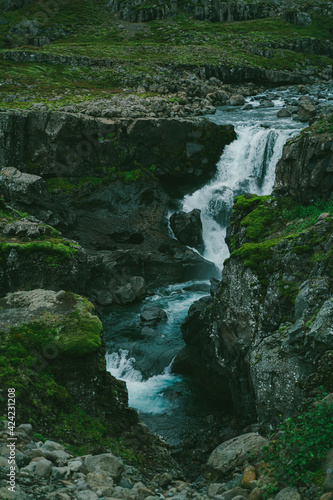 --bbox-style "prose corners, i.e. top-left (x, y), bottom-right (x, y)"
top-left (229, 94), bottom-right (245, 106)
top-left (207, 433), bottom-right (268, 477)
top-left (170, 208), bottom-right (204, 251)
top-left (0, 289), bottom-right (137, 435)
top-left (83, 453), bottom-right (124, 483)
top-left (0, 167), bottom-right (49, 205)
